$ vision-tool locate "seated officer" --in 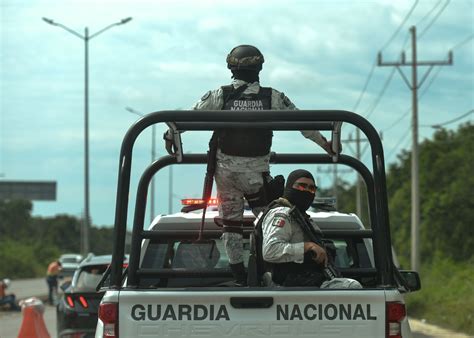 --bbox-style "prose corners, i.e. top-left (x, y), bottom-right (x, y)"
top-left (0, 278), bottom-right (21, 311)
top-left (260, 169), bottom-right (361, 288)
